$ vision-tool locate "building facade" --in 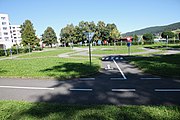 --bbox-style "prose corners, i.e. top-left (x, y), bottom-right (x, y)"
top-left (0, 14), bottom-right (21, 49)
top-left (10, 25), bottom-right (22, 45)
